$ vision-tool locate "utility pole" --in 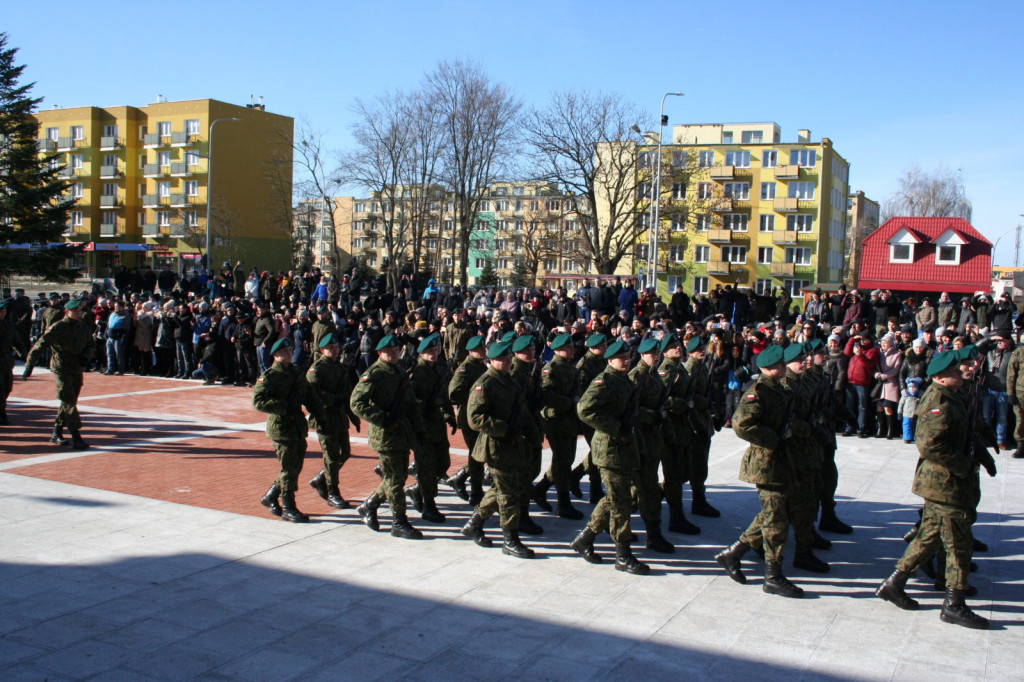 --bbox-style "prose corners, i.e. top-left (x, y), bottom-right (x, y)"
top-left (1016, 218), bottom-right (1023, 268)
